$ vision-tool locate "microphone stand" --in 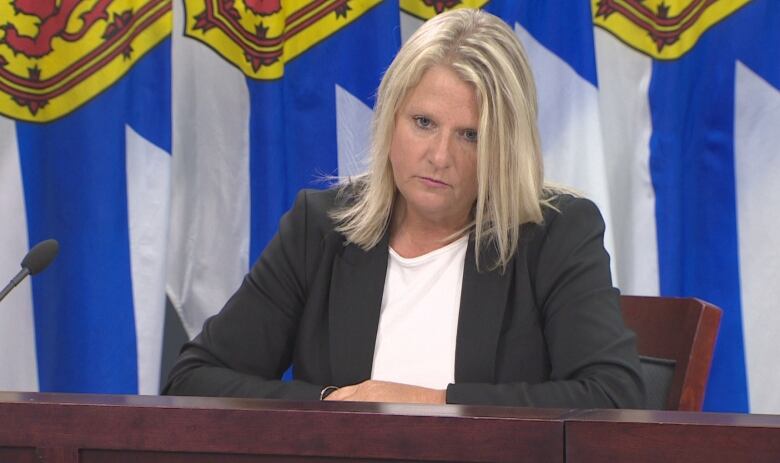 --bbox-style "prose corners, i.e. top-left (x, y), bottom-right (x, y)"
top-left (0, 267), bottom-right (31, 303)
